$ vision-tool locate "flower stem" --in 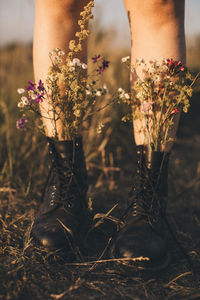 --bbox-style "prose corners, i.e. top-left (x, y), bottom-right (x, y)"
top-left (156, 84), bottom-right (168, 151)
